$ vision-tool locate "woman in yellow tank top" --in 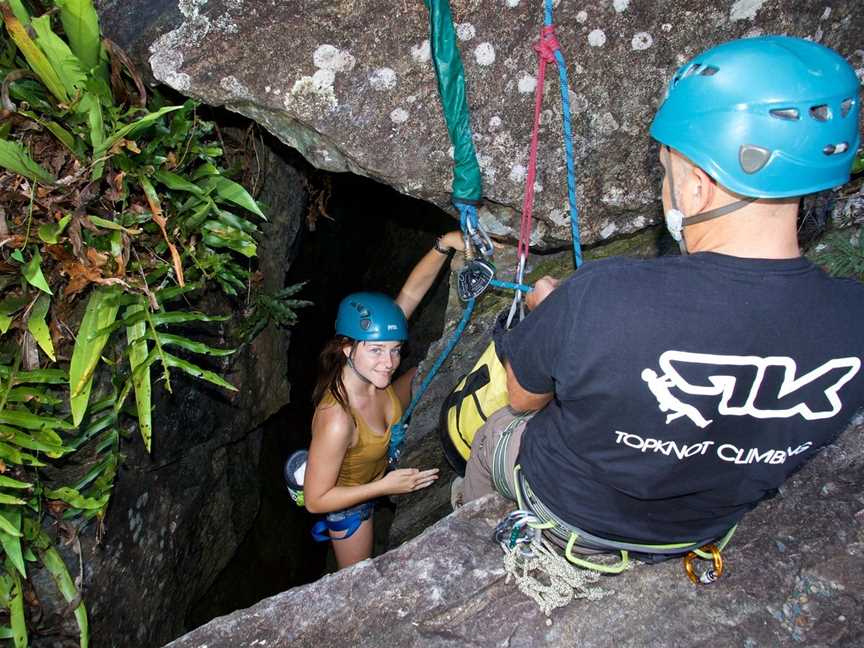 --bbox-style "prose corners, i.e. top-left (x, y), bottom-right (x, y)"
top-left (304, 231), bottom-right (465, 569)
